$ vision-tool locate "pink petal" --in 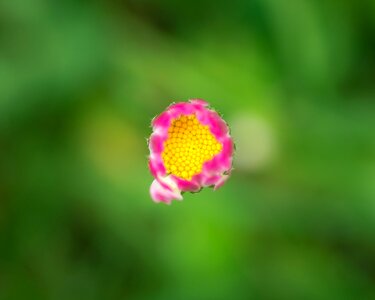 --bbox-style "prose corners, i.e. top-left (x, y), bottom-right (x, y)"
top-left (219, 137), bottom-right (234, 166)
top-left (152, 111), bottom-right (172, 130)
top-left (222, 137), bottom-right (234, 156)
top-left (148, 157), bottom-right (166, 177)
top-left (150, 177), bottom-right (183, 203)
top-left (193, 105), bottom-right (228, 142)
top-left (149, 134), bottom-right (164, 154)
top-left (214, 174), bottom-right (229, 190)
top-left (172, 176), bottom-right (201, 192)
top-left (207, 111), bottom-right (228, 140)
top-left (190, 173), bottom-right (205, 186)
top-left (193, 105), bottom-right (208, 124)
top-left (203, 156), bottom-right (222, 174)
top-left (168, 102), bottom-right (194, 118)
top-left (189, 98), bottom-right (209, 107)
top-left (202, 174), bottom-right (222, 186)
